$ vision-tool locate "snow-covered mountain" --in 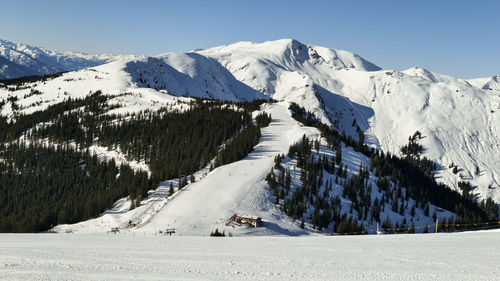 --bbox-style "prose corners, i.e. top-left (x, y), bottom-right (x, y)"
top-left (197, 39), bottom-right (500, 204)
top-left (468, 75), bottom-right (500, 91)
top-left (124, 53), bottom-right (266, 101)
top-left (0, 38), bottom-right (134, 79)
top-left (1, 38), bottom-right (498, 235)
